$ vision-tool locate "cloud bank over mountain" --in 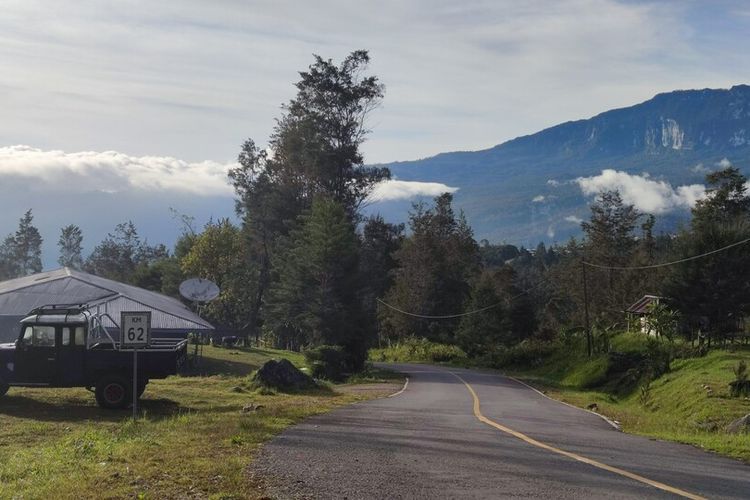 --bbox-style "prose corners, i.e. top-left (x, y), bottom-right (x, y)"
top-left (0, 146), bottom-right (237, 196)
top-left (369, 179), bottom-right (458, 202)
top-left (575, 169), bottom-right (706, 214)
top-left (0, 145), bottom-right (455, 201)
top-left (0, 145), bottom-right (458, 267)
